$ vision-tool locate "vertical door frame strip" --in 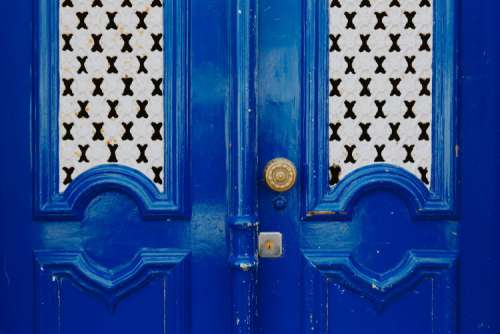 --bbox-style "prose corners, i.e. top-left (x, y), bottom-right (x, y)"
top-left (227, 0), bottom-right (258, 333)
